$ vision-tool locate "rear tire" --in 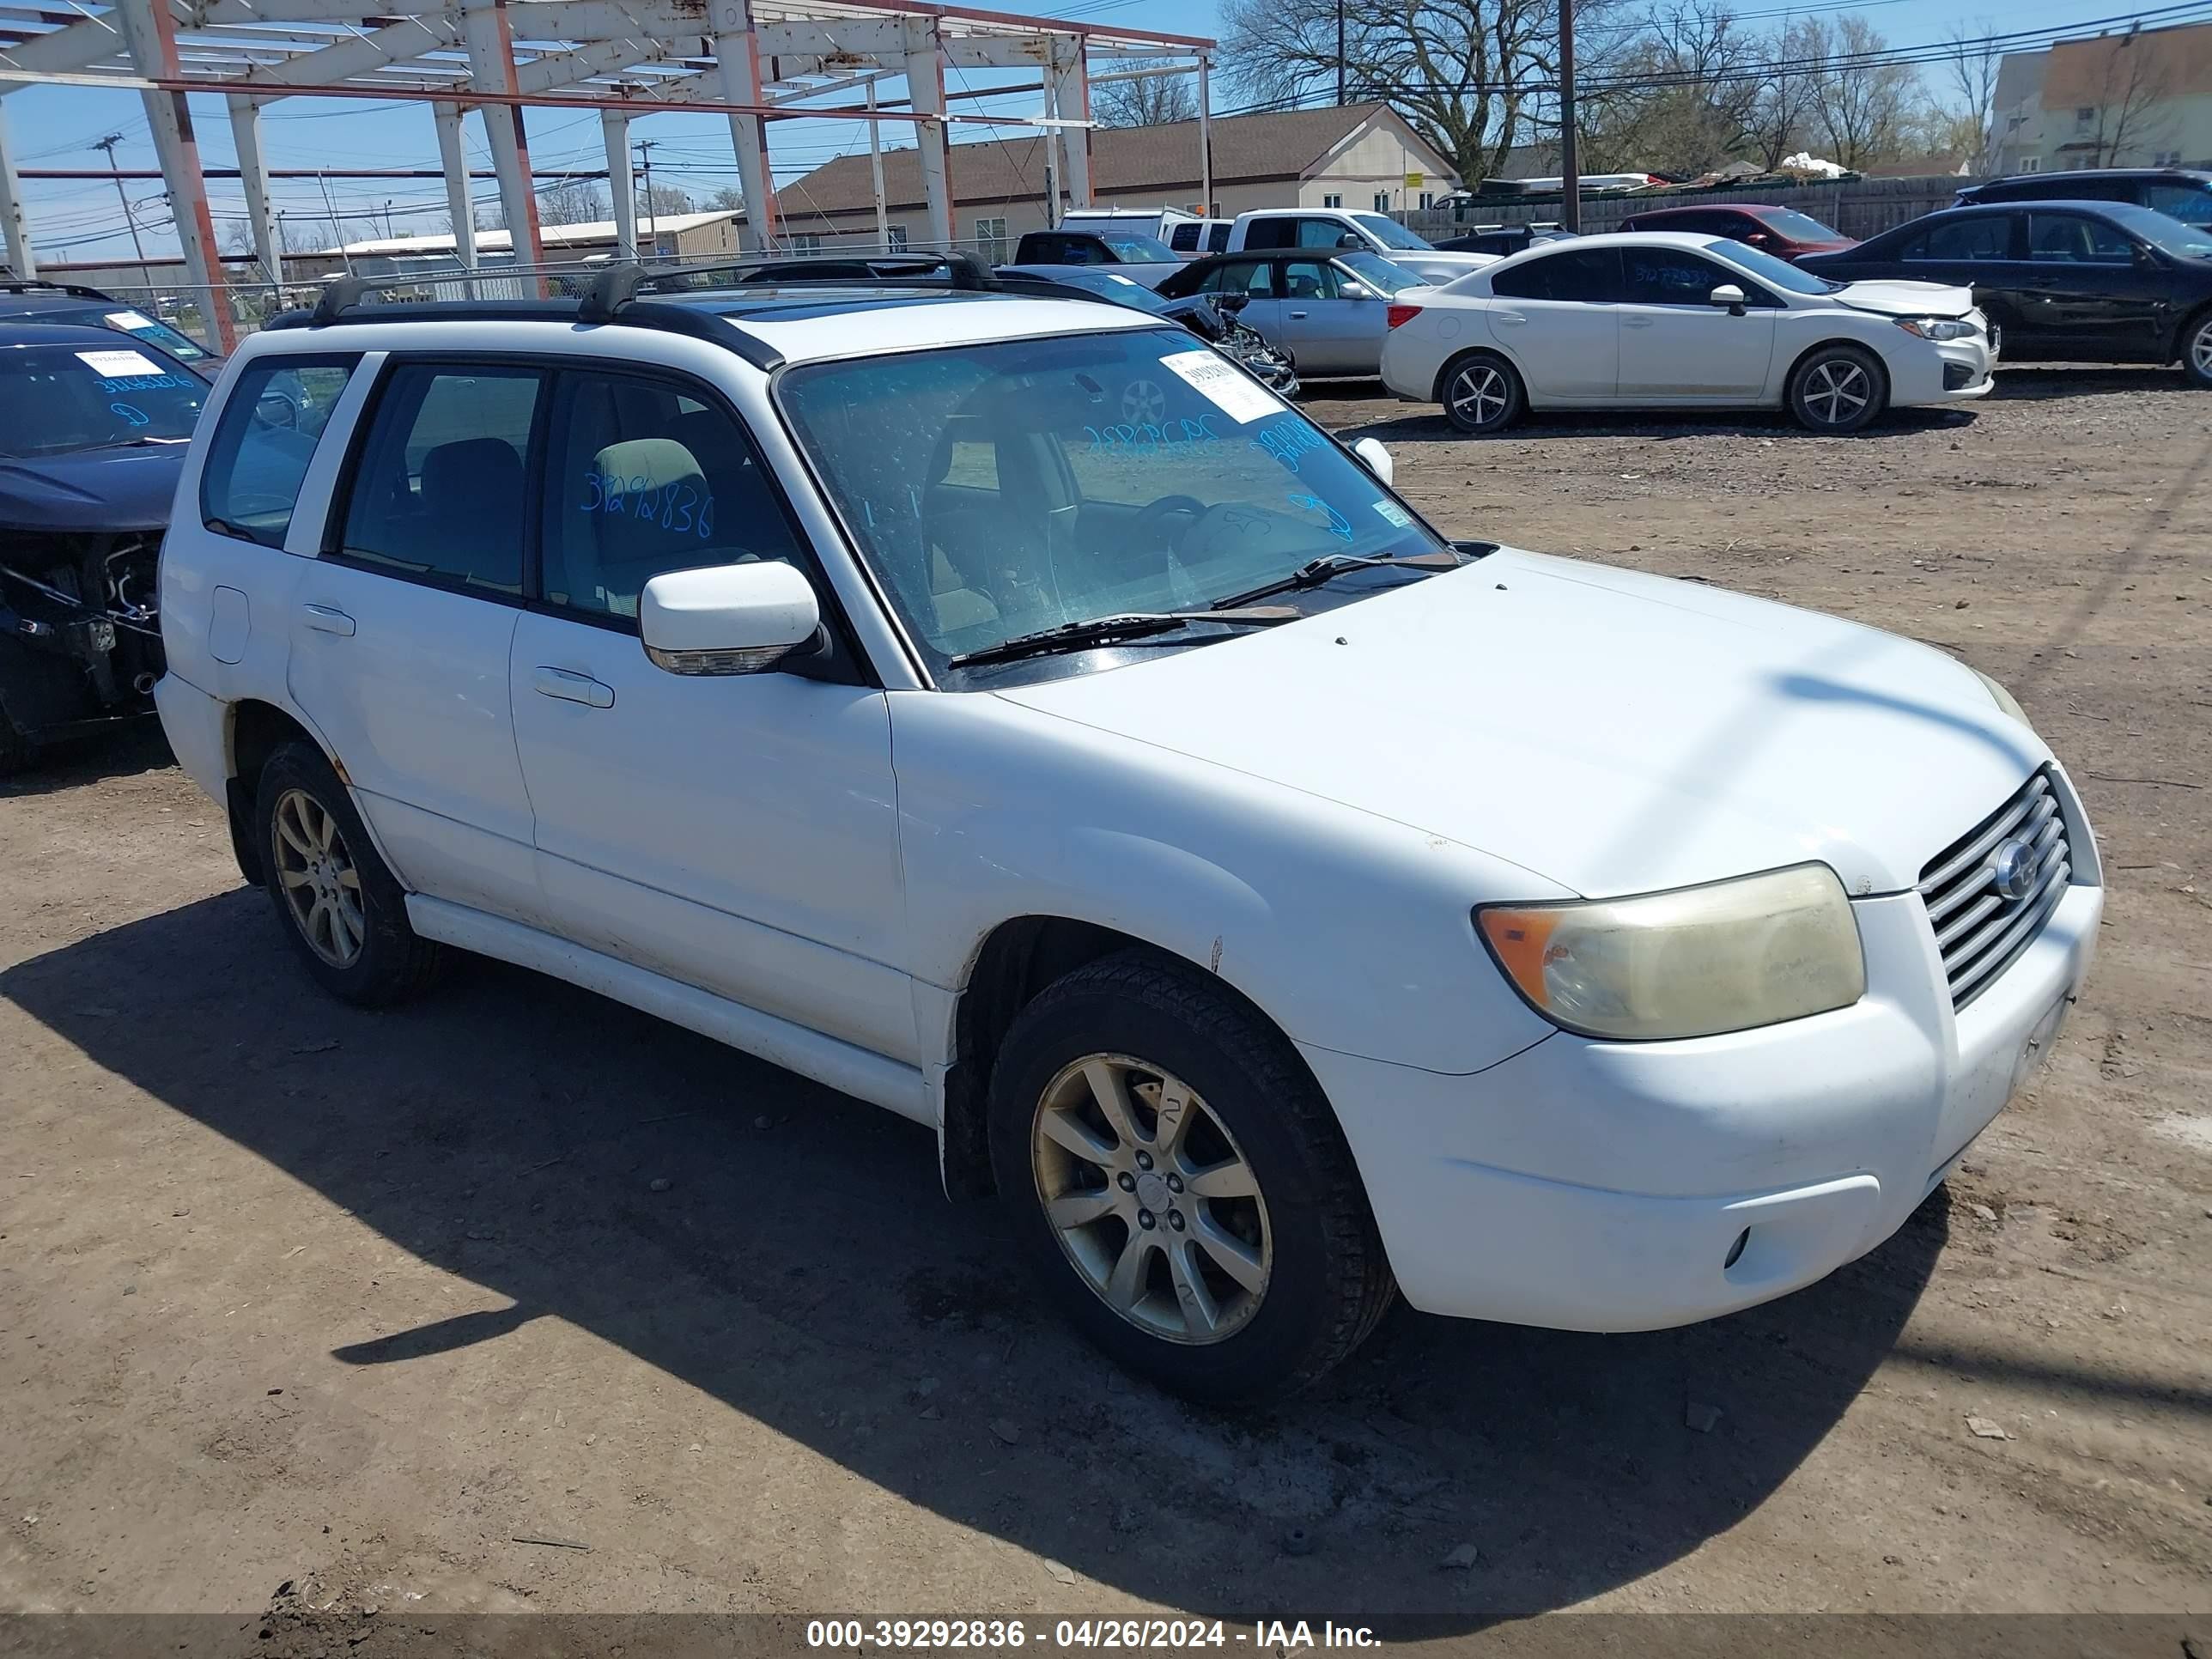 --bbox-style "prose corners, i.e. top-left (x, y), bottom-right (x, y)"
top-left (1438, 351), bottom-right (1525, 435)
top-left (2180, 307), bottom-right (2212, 388)
top-left (0, 699), bottom-right (33, 780)
top-left (1789, 343), bottom-right (1887, 433)
top-left (255, 740), bottom-right (444, 1006)
top-left (988, 950), bottom-right (1395, 1406)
